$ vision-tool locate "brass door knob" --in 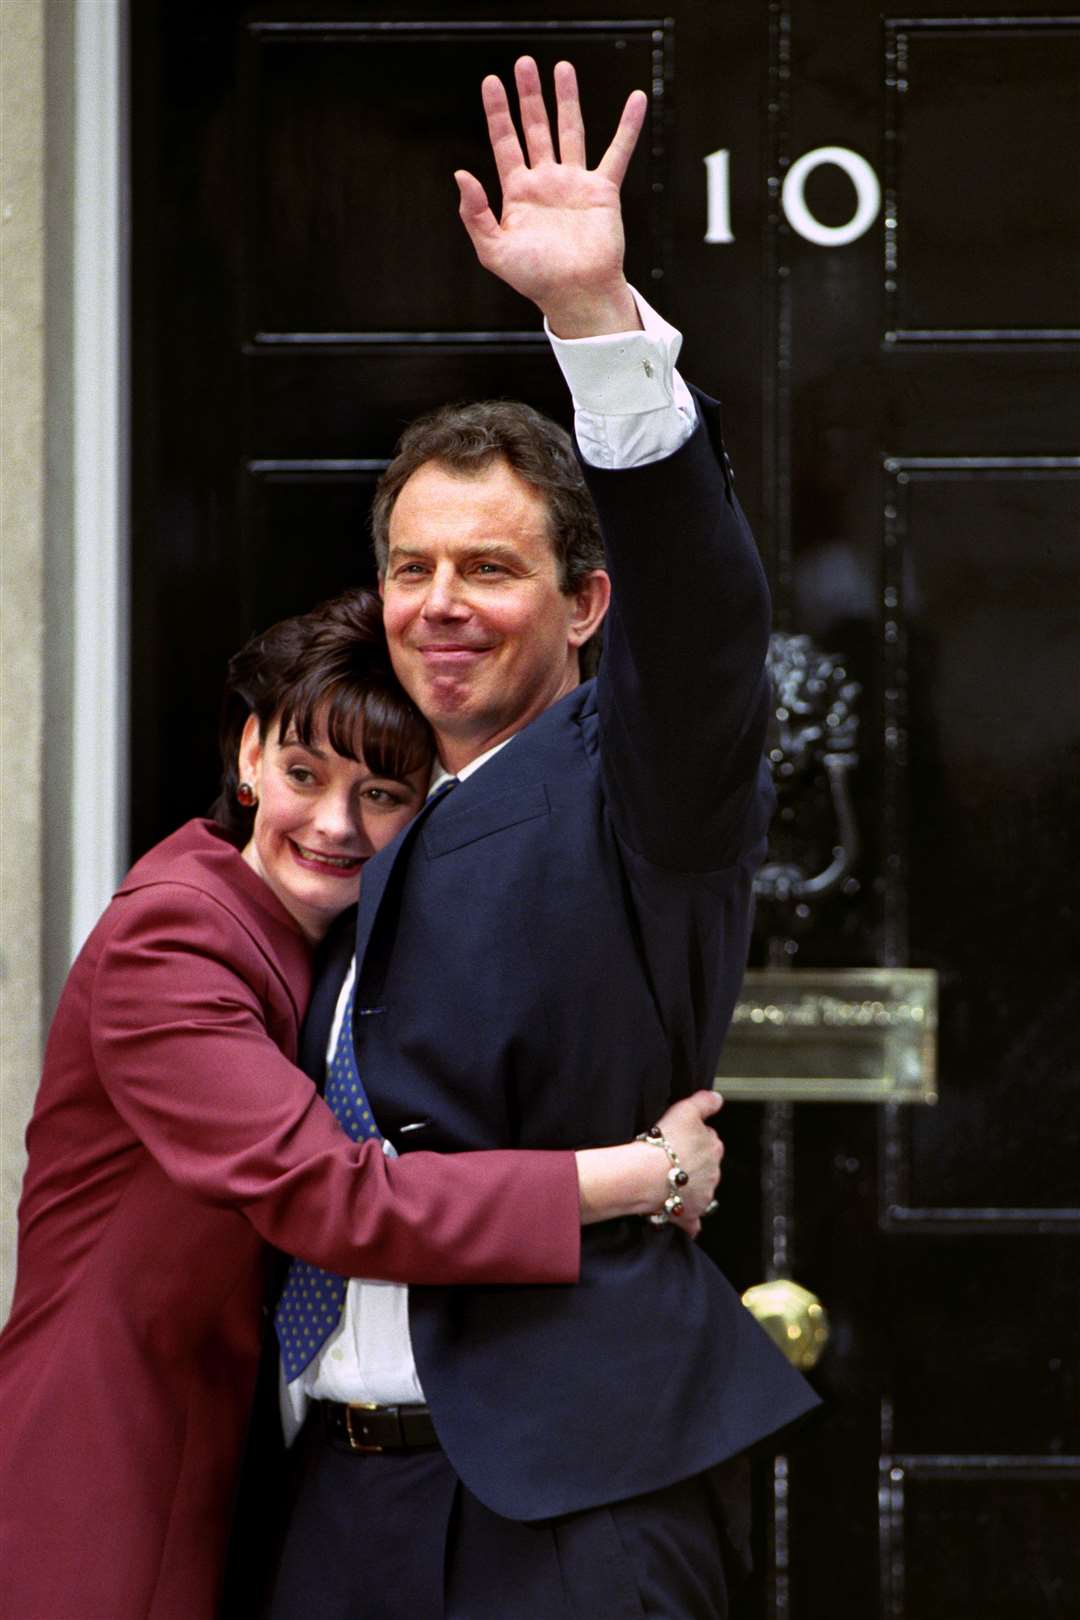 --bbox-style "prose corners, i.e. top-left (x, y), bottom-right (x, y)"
top-left (741, 1278), bottom-right (830, 1371)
